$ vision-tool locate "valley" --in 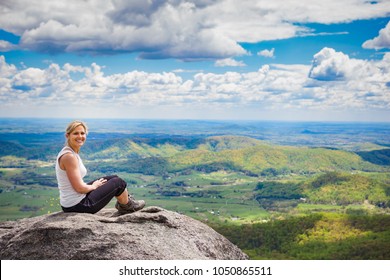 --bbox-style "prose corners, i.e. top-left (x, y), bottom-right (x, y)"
top-left (0, 119), bottom-right (389, 259)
